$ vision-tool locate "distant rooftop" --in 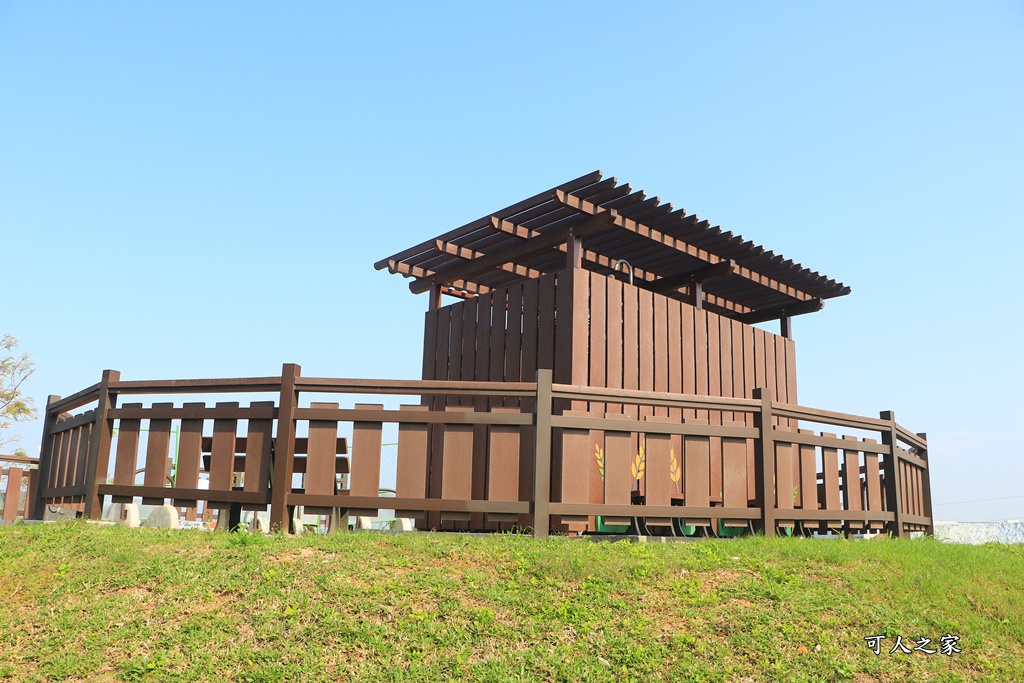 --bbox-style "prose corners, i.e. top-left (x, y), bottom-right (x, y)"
top-left (376, 171), bottom-right (850, 323)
